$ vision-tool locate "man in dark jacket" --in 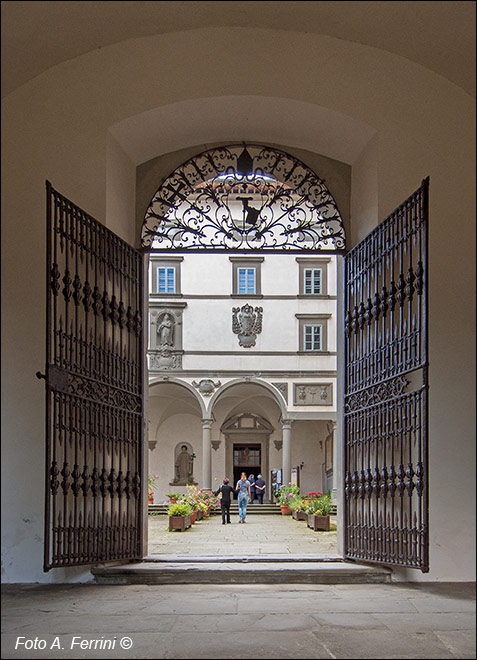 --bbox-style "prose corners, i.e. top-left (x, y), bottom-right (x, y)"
top-left (254, 474), bottom-right (266, 504)
top-left (214, 478), bottom-right (237, 524)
